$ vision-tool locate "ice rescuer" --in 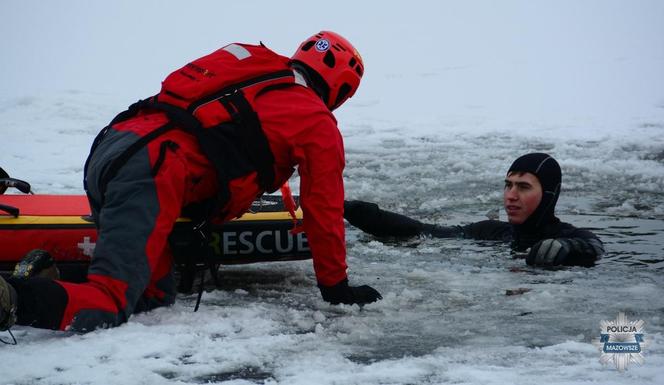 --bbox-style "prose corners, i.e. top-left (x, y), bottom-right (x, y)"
top-left (1, 31), bottom-right (382, 333)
